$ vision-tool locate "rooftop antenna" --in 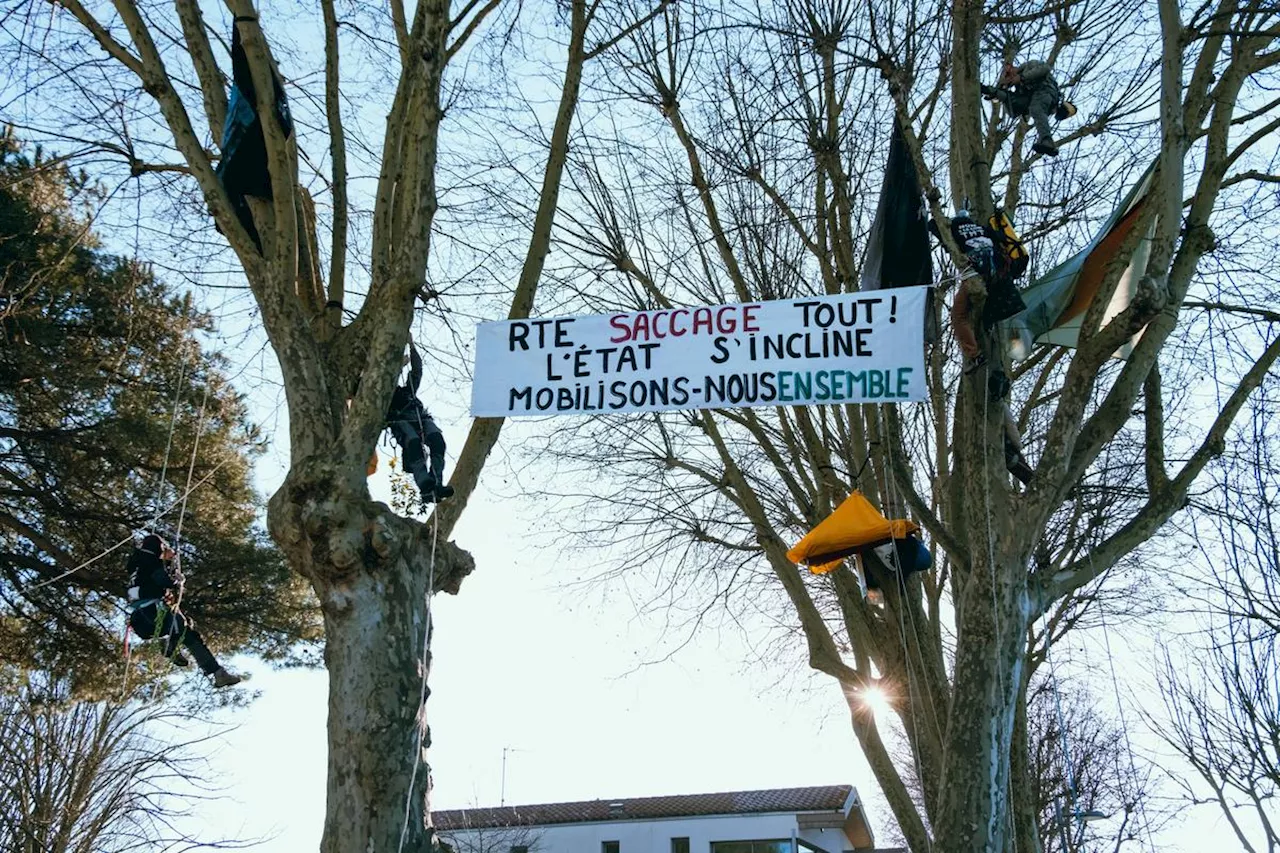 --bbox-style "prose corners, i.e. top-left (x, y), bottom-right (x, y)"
top-left (501, 746), bottom-right (527, 806)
